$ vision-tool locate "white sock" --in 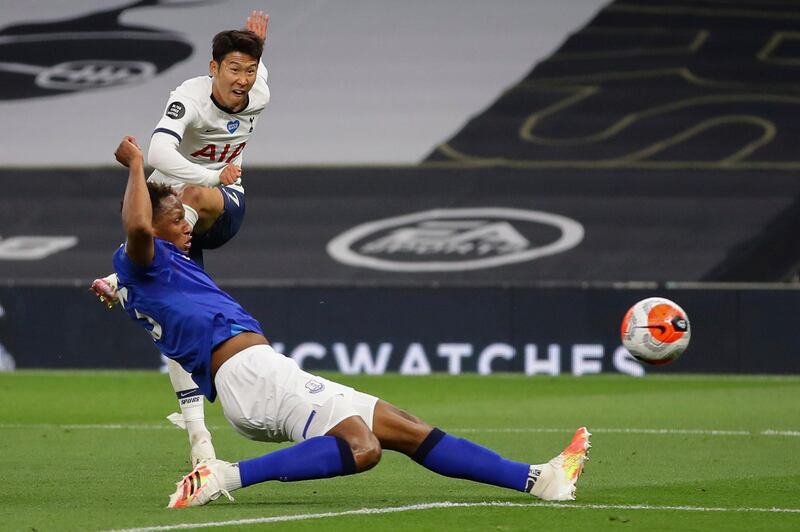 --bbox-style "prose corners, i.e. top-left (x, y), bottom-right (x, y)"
top-left (166, 358), bottom-right (211, 445)
top-left (527, 463), bottom-right (550, 497)
top-left (223, 463), bottom-right (243, 492)
top-left (183, 203), bottom-right (198, 230)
